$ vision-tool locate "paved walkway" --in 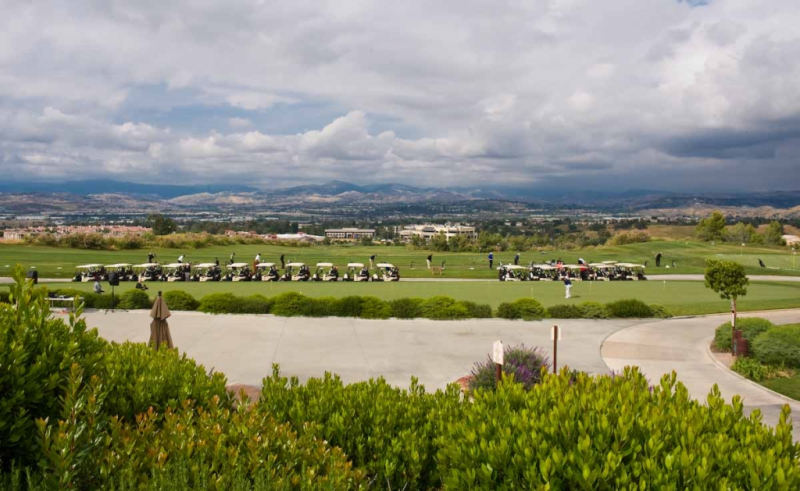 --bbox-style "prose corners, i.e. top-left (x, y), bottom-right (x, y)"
top-left (603, 310), bottom-right (800, 440)
top-left (80, 310), bottom-right (636, 389)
